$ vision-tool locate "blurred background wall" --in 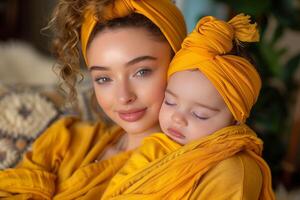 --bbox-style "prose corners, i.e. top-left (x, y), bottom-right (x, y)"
top-left (0, 0), bottom-right (56, 54)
